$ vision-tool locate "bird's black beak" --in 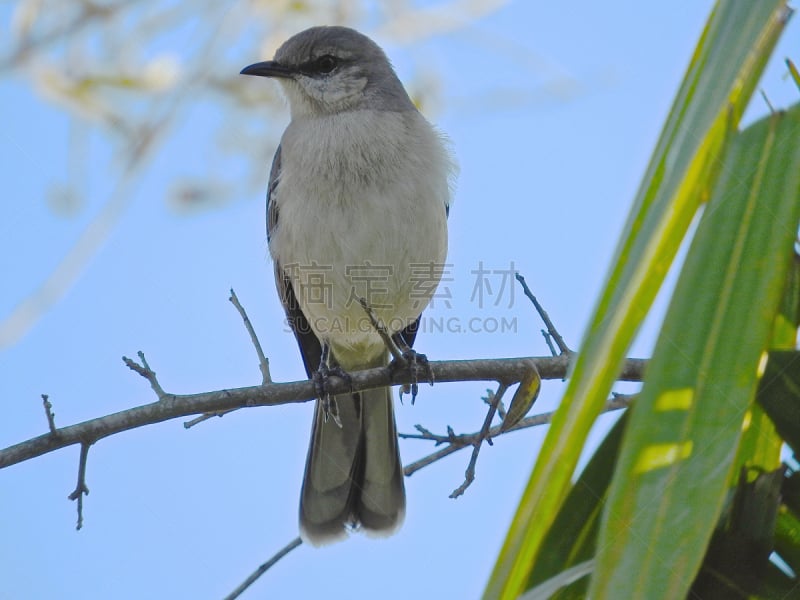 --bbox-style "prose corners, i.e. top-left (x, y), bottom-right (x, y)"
top-left (240, 61), bottom-right (294, 78)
